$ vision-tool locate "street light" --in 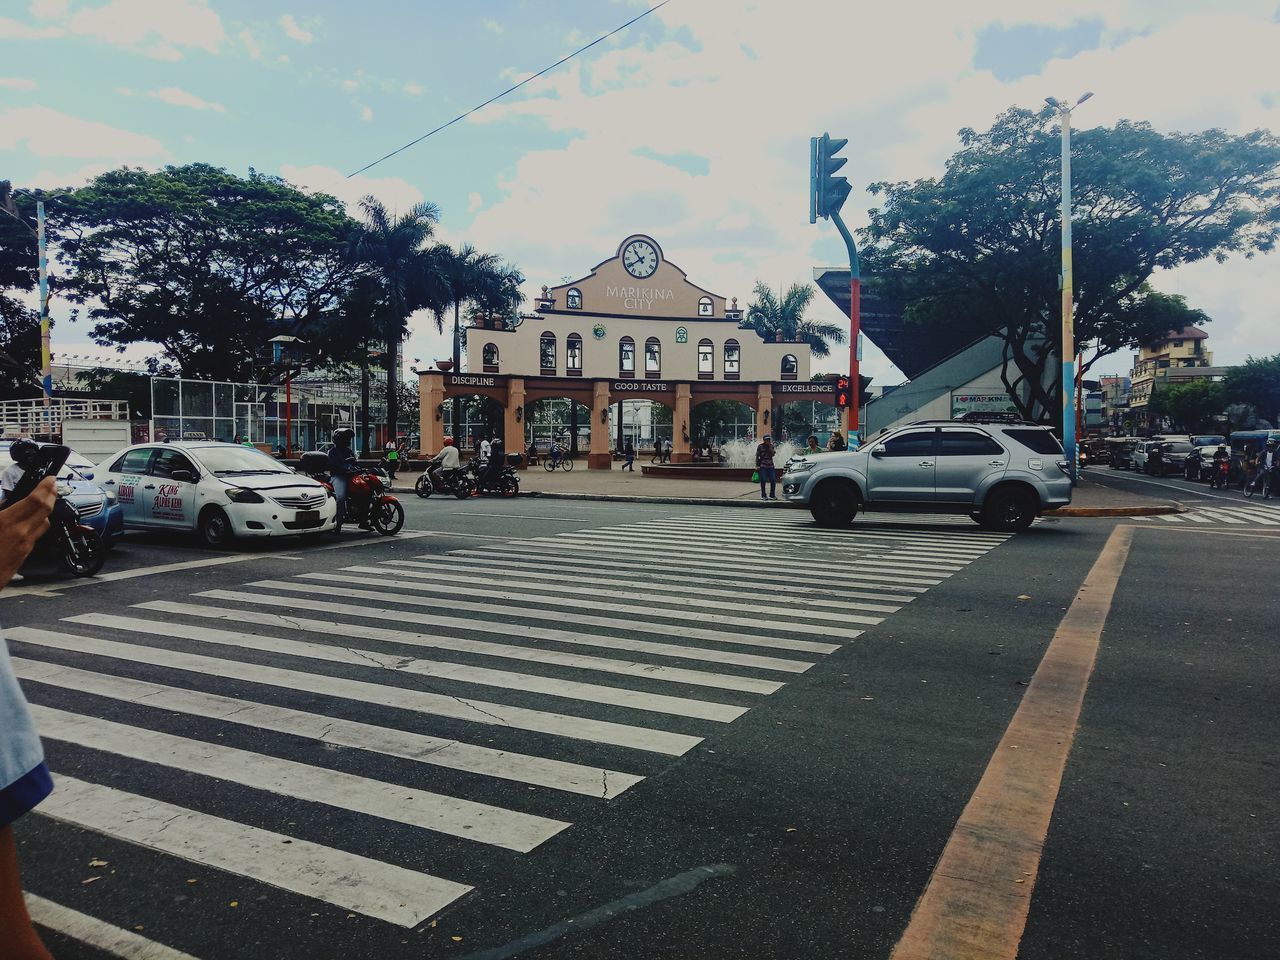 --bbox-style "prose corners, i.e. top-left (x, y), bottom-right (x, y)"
top-left (1045, 92), bottom-right (1093, 483)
